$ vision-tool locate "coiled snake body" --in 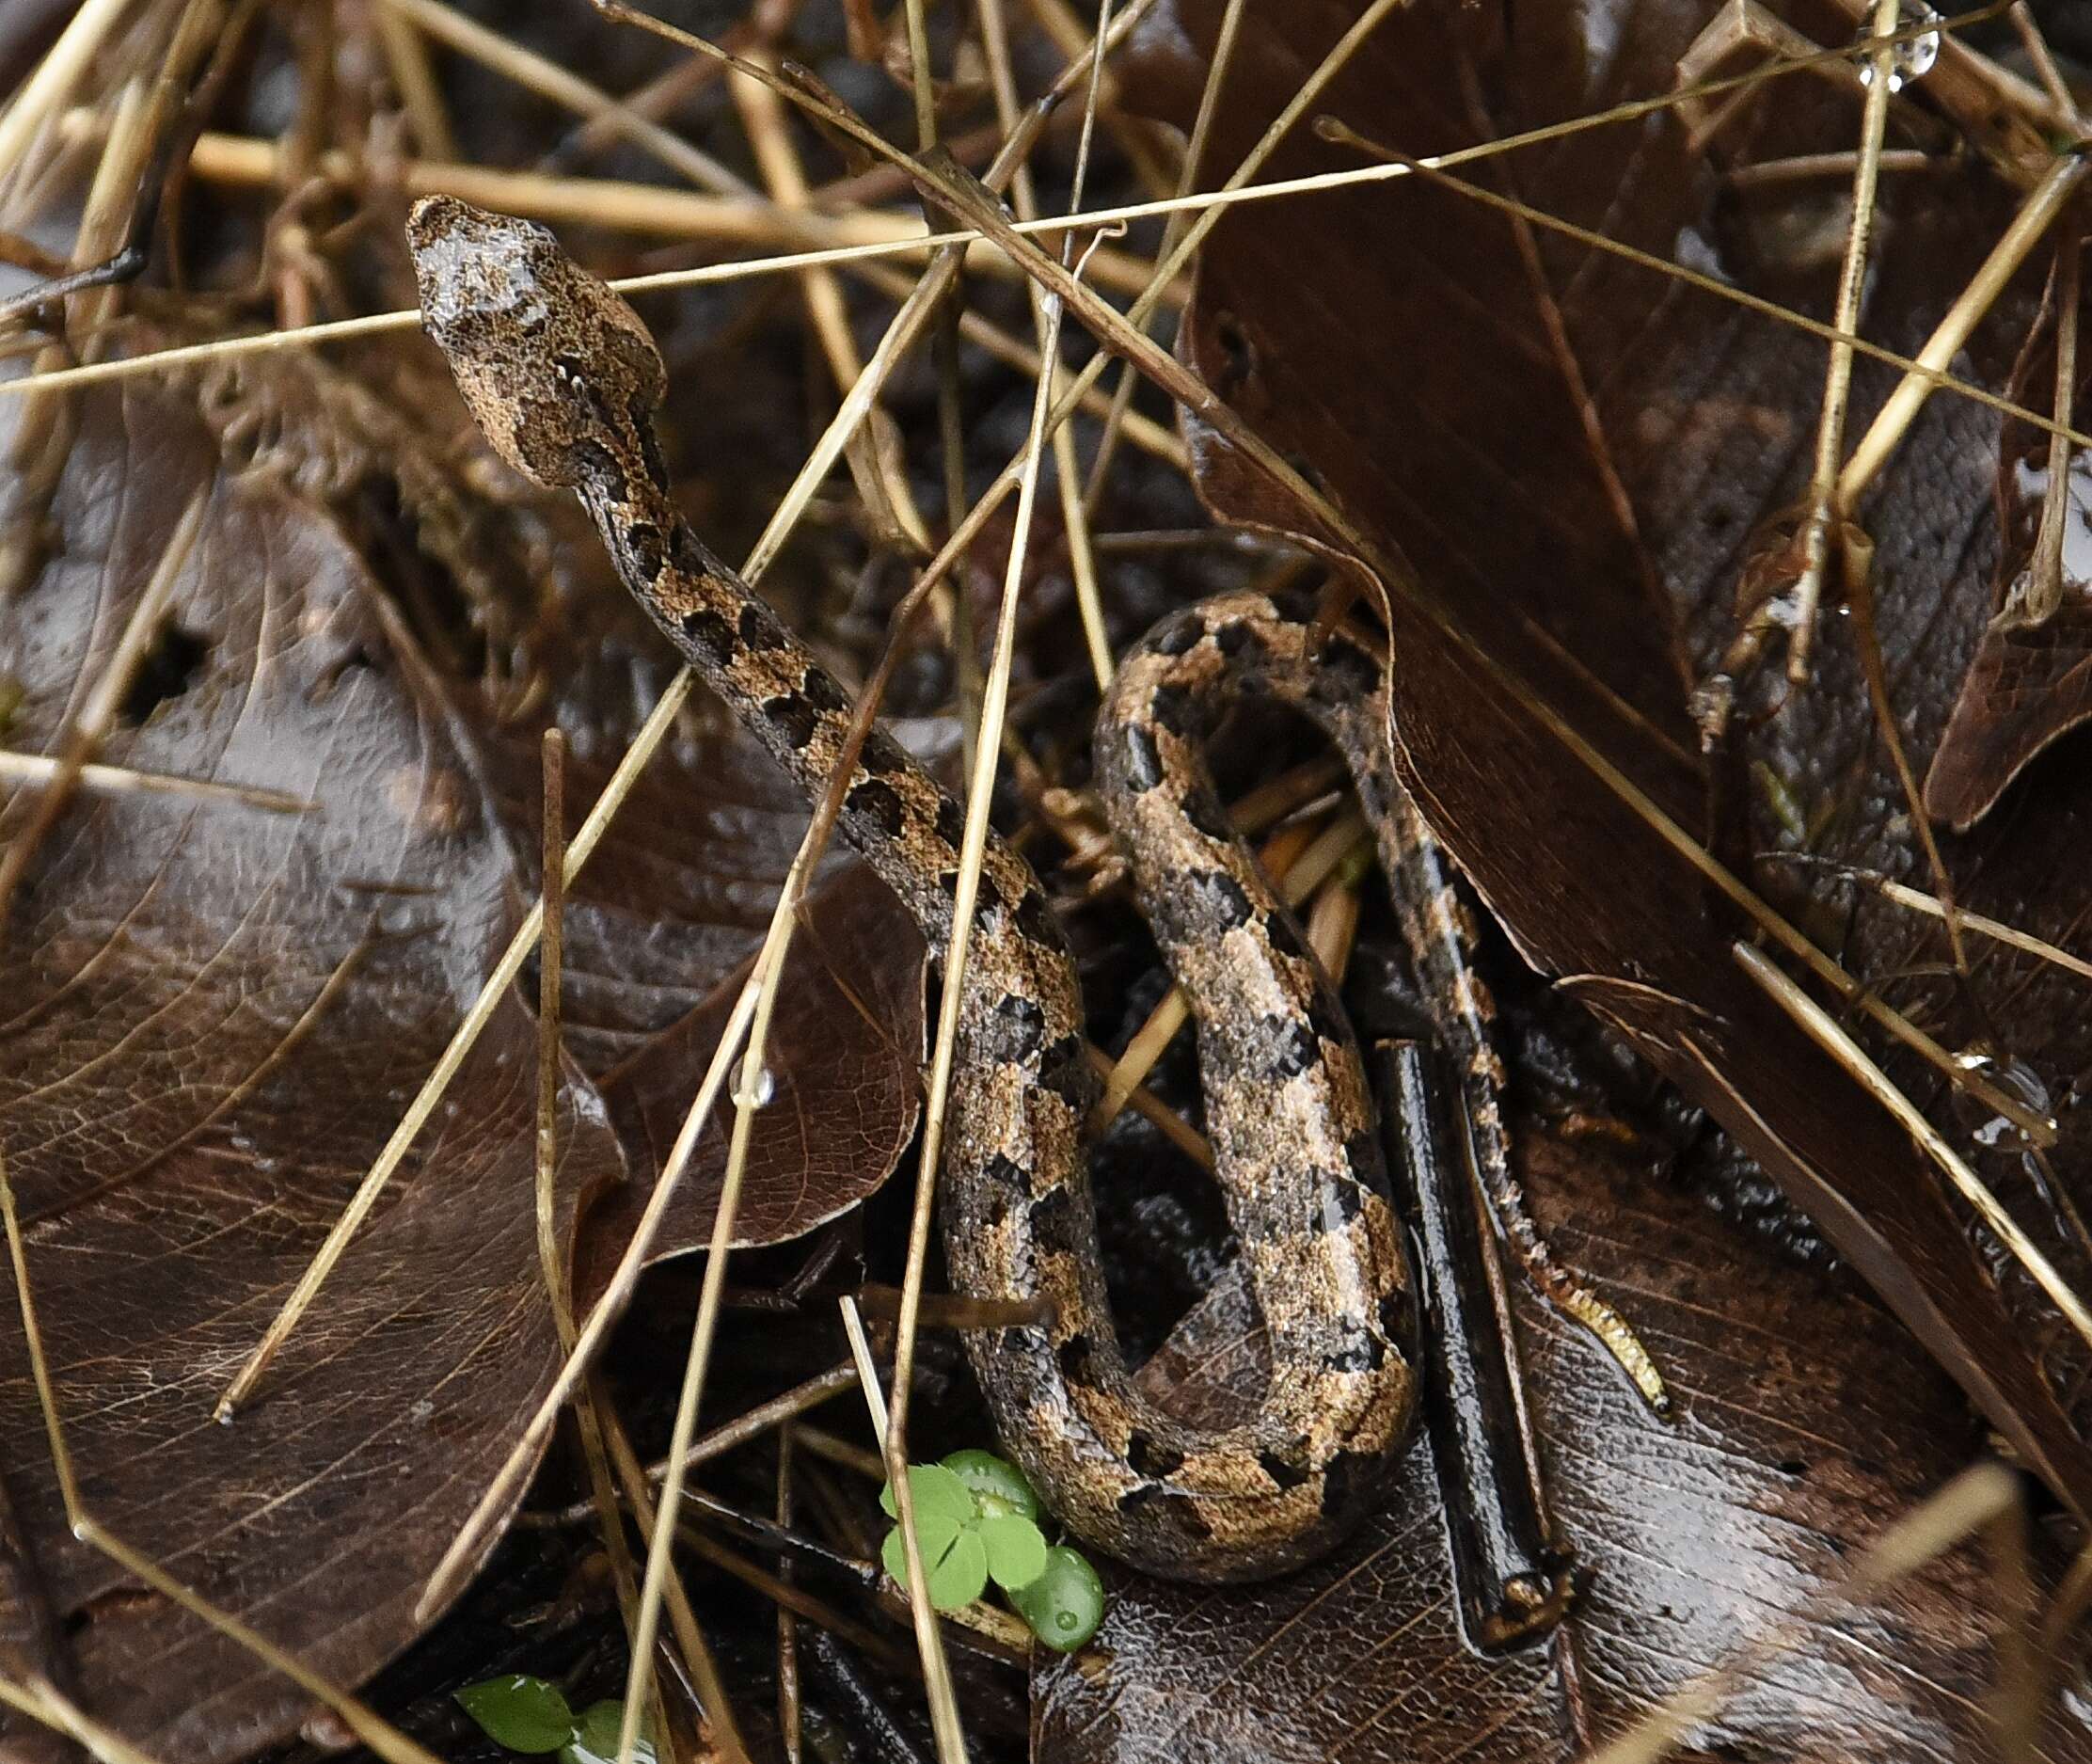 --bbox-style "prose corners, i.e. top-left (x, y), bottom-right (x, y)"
top-left (410, 197), bottom-right (1536, 1581)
